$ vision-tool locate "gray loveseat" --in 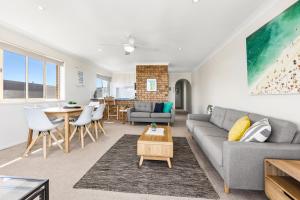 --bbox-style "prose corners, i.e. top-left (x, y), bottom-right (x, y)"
top-left (186, 106), bottom-right (300, 192)
top-left (127, 101), bottom-right (175, 125)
